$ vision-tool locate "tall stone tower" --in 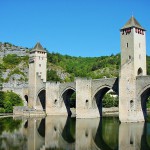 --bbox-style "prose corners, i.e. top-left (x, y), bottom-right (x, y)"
top-left (119, 16), bottom-right (146, 122)
top-left (28, 42), bottom-right (47, 108)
